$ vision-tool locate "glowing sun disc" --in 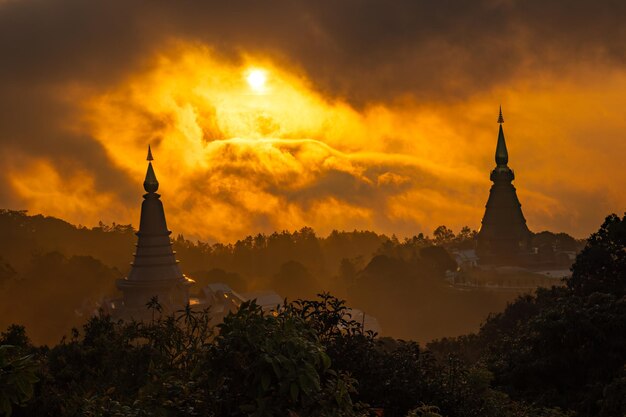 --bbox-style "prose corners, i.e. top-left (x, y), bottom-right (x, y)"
top-left (246, 69), bottom-right (267, 92)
